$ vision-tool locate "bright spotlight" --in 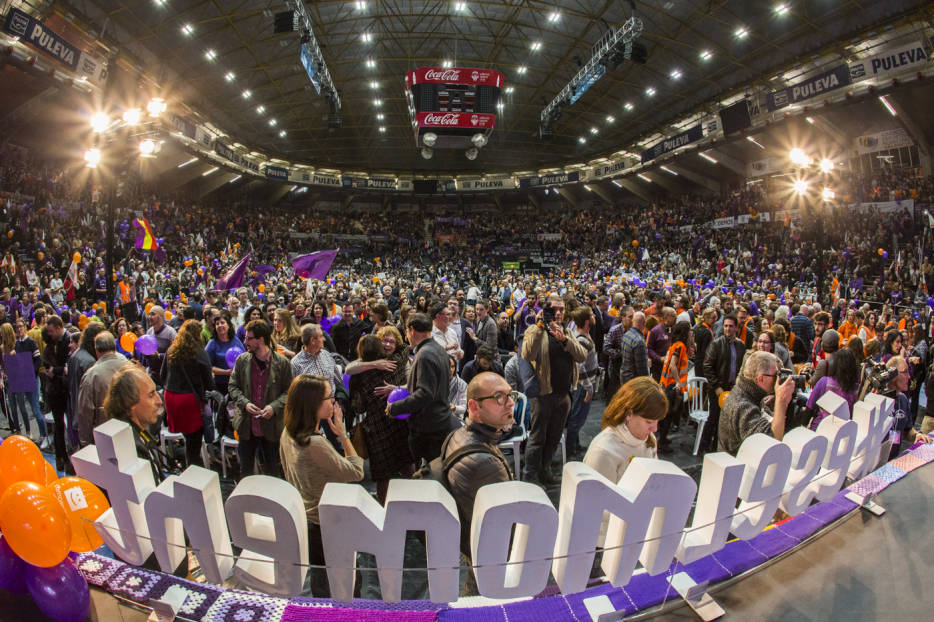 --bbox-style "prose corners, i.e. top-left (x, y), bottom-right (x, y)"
top-left (819, 158), bottom-right (834, 173)
top-left (147, 98), bottom-right (167, 117)
top-left (138, 139), bottom-right (156, 156)
top-left (123, 108), bottom-right (142, 125)
top-left (422, 132), bottom-right (437, 147)
top-left (420, 147), bottom-right (433, 160)
top-left (90, 113), bottom-right (109, 132)
top-left (789, 148), bottom-right (809, 167)
top-left (822, 187), bottom-right (835, 202)
top-left (471, 133), bottom-right (488, 148)
top-left (793, 180), bottom-right (808, 195)
top-left (465, 147), bottom-right (479, 160)
top-left (84, 148), bottom-right (101, 168)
